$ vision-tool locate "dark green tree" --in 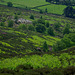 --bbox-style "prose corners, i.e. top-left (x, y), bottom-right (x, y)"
top-left (63, 24), bottom-right (70, 34)
top-left (30, 14), bottom-right (34, 20)
top-left (36, 24), bottom-right (46, 33)
top-left (8, 20), bottom-right (13, 27)
top-left (42, 41), bottom-right (48, 52)
top-left (53, 22), bottom-right (61, 31)
top-left (47, 26), bottom-right (55, 36)
top-left (63, 6), bottom-right (73, 17)
top-left (7, 2), bottom-right (13, 7)
top-left (52, 41), bottom-right (66, 51)
top-left (45, 21), bottom-right (49, 27)
top-left (28, 25), bottom-right (35, 31)
top-left (45, 8), bottom-right (48, 13)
